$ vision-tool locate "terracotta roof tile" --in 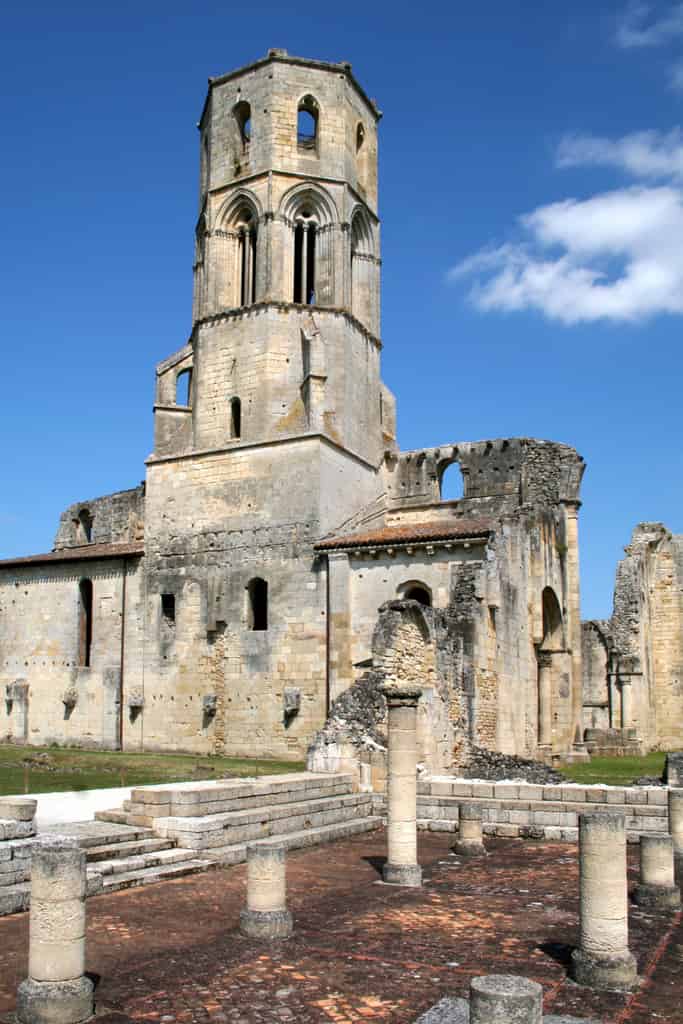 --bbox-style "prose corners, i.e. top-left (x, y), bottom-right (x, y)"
top-left (0, 542), bottom-right (145, 569)
top-left (315, 518), bottom-right (493, 551)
